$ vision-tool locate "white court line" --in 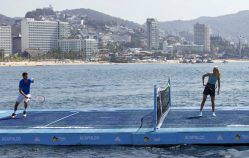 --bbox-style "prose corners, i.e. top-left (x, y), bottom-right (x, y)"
top-left (32, 126), bottom-right (93, 129)
top-left (227, 125), bottom-right (249, 127)
top-left (44, 112), bottom-right (79, 127)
